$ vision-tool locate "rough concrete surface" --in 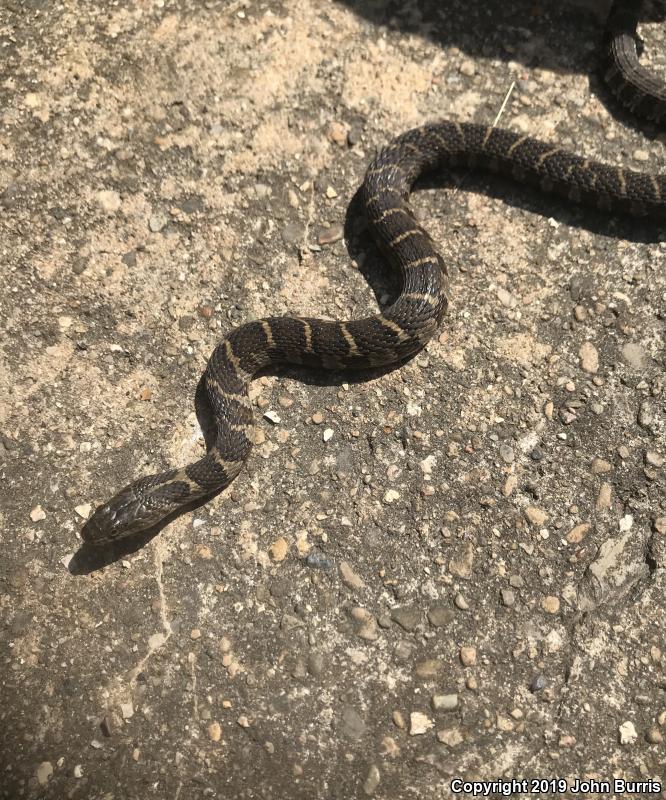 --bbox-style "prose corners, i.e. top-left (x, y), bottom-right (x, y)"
top-left (1, 0), bottom-right (665, 797)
